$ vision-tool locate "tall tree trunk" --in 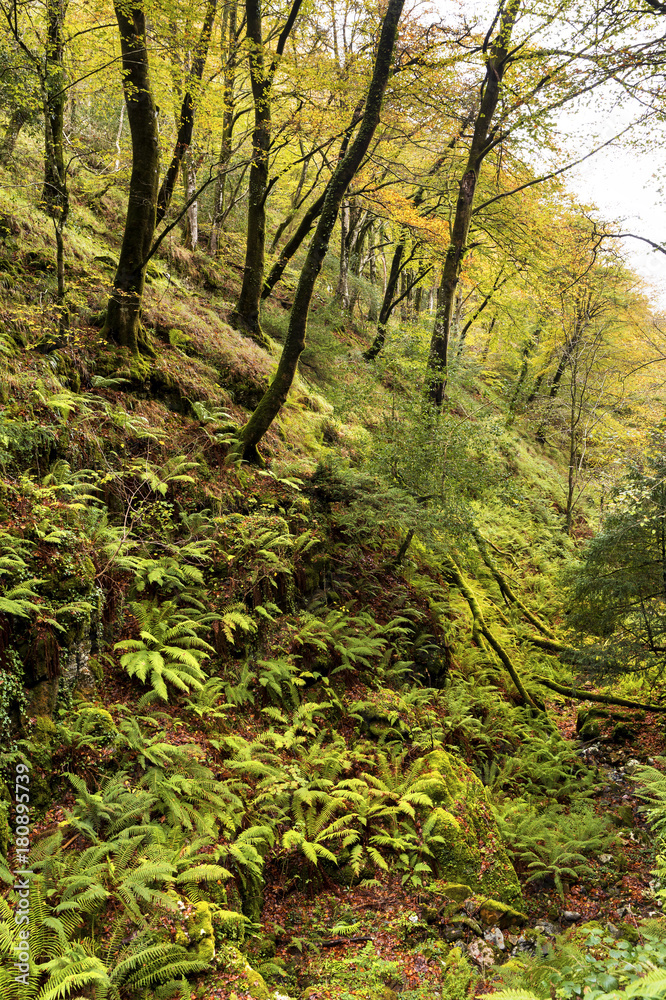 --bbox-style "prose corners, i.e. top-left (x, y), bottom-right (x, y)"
top-left (42, 0), bottom-right (69, 222)
top-left (336, 200), bottom-right (351, 308)
top-left (104, 2), bottom-right (160, 354)
top-left (235, 0), bottom-right (405, 460)
top-left (364, 238), bottom-right (405, 360)
top-left (42, 0), bottom-right (69, 347)
top-left (209, 0), bottom-right (238, 253)
top-left (156, 0), bottom-right (217, 224)
top-left (183, 150), bottom-right (198, 249)
top-left (231, 0), bottom-right (303, 344)
top-left (426, 0), bottom-right (521, 405)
